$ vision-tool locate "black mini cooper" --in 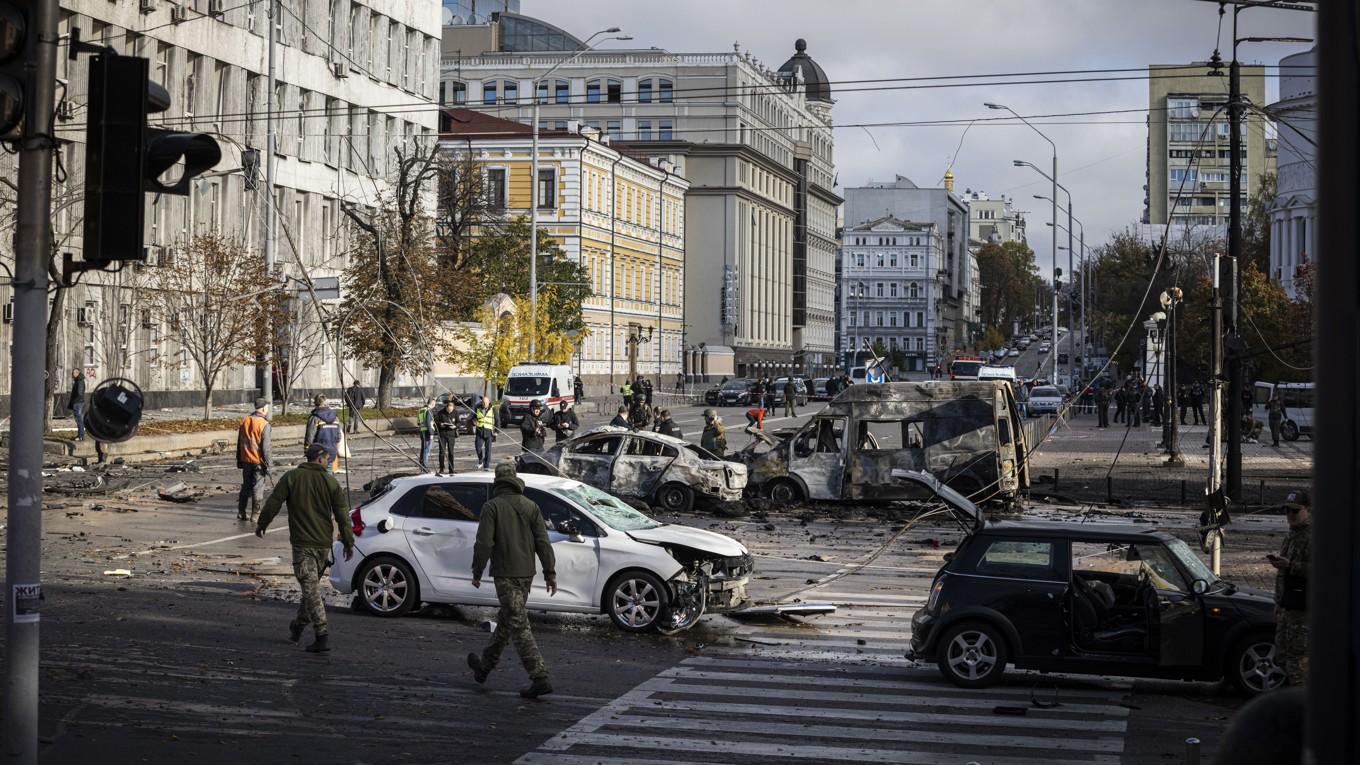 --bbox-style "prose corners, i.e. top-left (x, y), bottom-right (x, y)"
top-left (896, 470), bottom-right (1284, 695)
